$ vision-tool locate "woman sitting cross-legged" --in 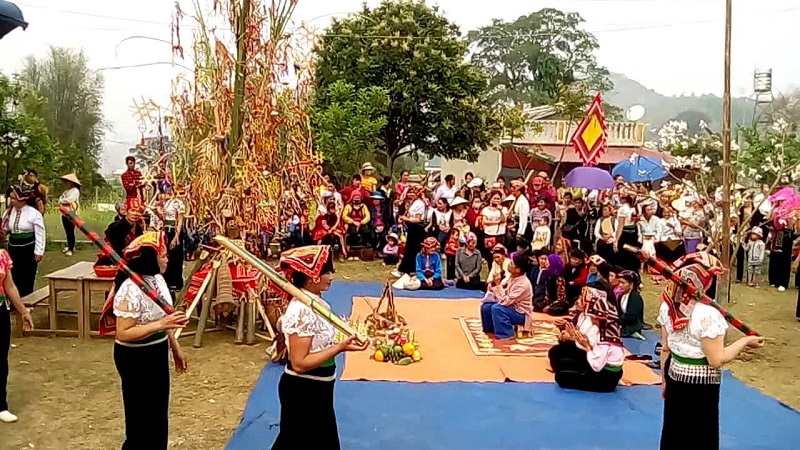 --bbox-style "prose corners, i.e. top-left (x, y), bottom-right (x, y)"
top-left (455, 232), bottom-right (485, 291)
top-left (617, 270), bottom-right (645, 340)
top-left (415, 237), bottom-right (445, 290)
top-left (548, 284), bottom-right (624, 393)
top-left (480, 252), bottom-right (533, 340)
